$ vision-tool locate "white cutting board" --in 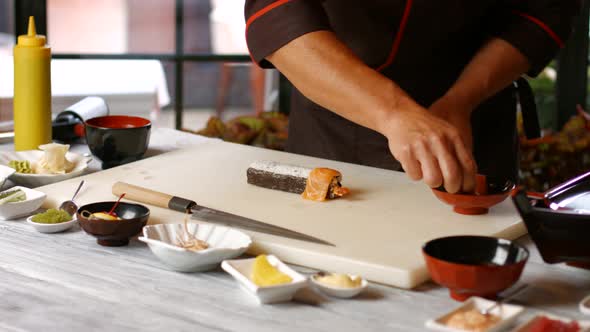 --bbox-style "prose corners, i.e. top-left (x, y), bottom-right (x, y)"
top-left (38, 139), bottom-right (526, 289)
